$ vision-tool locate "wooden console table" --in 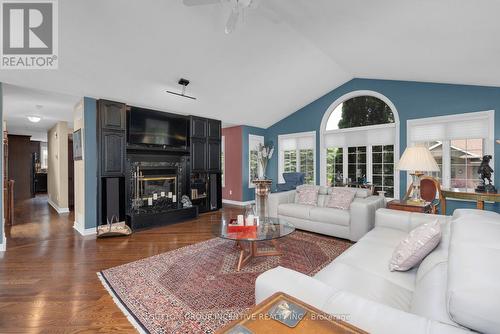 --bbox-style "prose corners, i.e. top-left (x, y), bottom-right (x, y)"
top-left (441, 189), bottom-right (500, 212)
top-left (217, 292), bottom-right (367, 334)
